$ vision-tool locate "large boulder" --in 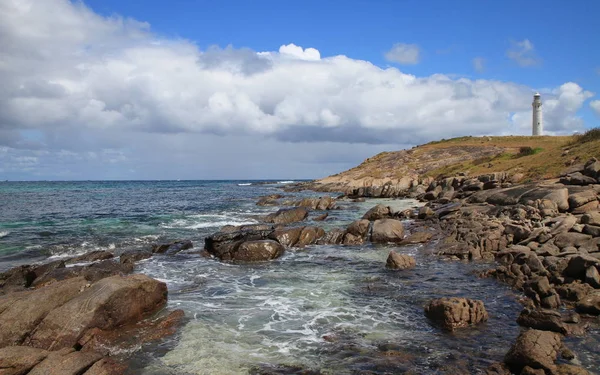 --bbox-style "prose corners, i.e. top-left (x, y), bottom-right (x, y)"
top-left (204, 228), bottom-right (273, 260)
top-left (386, 251), bottom-right (416, 270)
top-left (371, 219), bottom-right (405, 243)
top-left (268, 227), bottom-right (303, 247)
top-left (264, 207), bottom-right (309, 225)
top-left (317, 229), bottom-right (345, 245)
top-left (362, 204), bottom-right (391, 221)
top-left (504, 329), bottom-right (561, 374)
top-left (230, 240), bottom-right (284, 262)
top-left (26, 274), bottom-right (167, 351)
top-left (424, 297), bottom-right (488, 331)
top-left (576, 291), bottom-right (600, 315)
top-left (296, 227), bottom-right (325, 247)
